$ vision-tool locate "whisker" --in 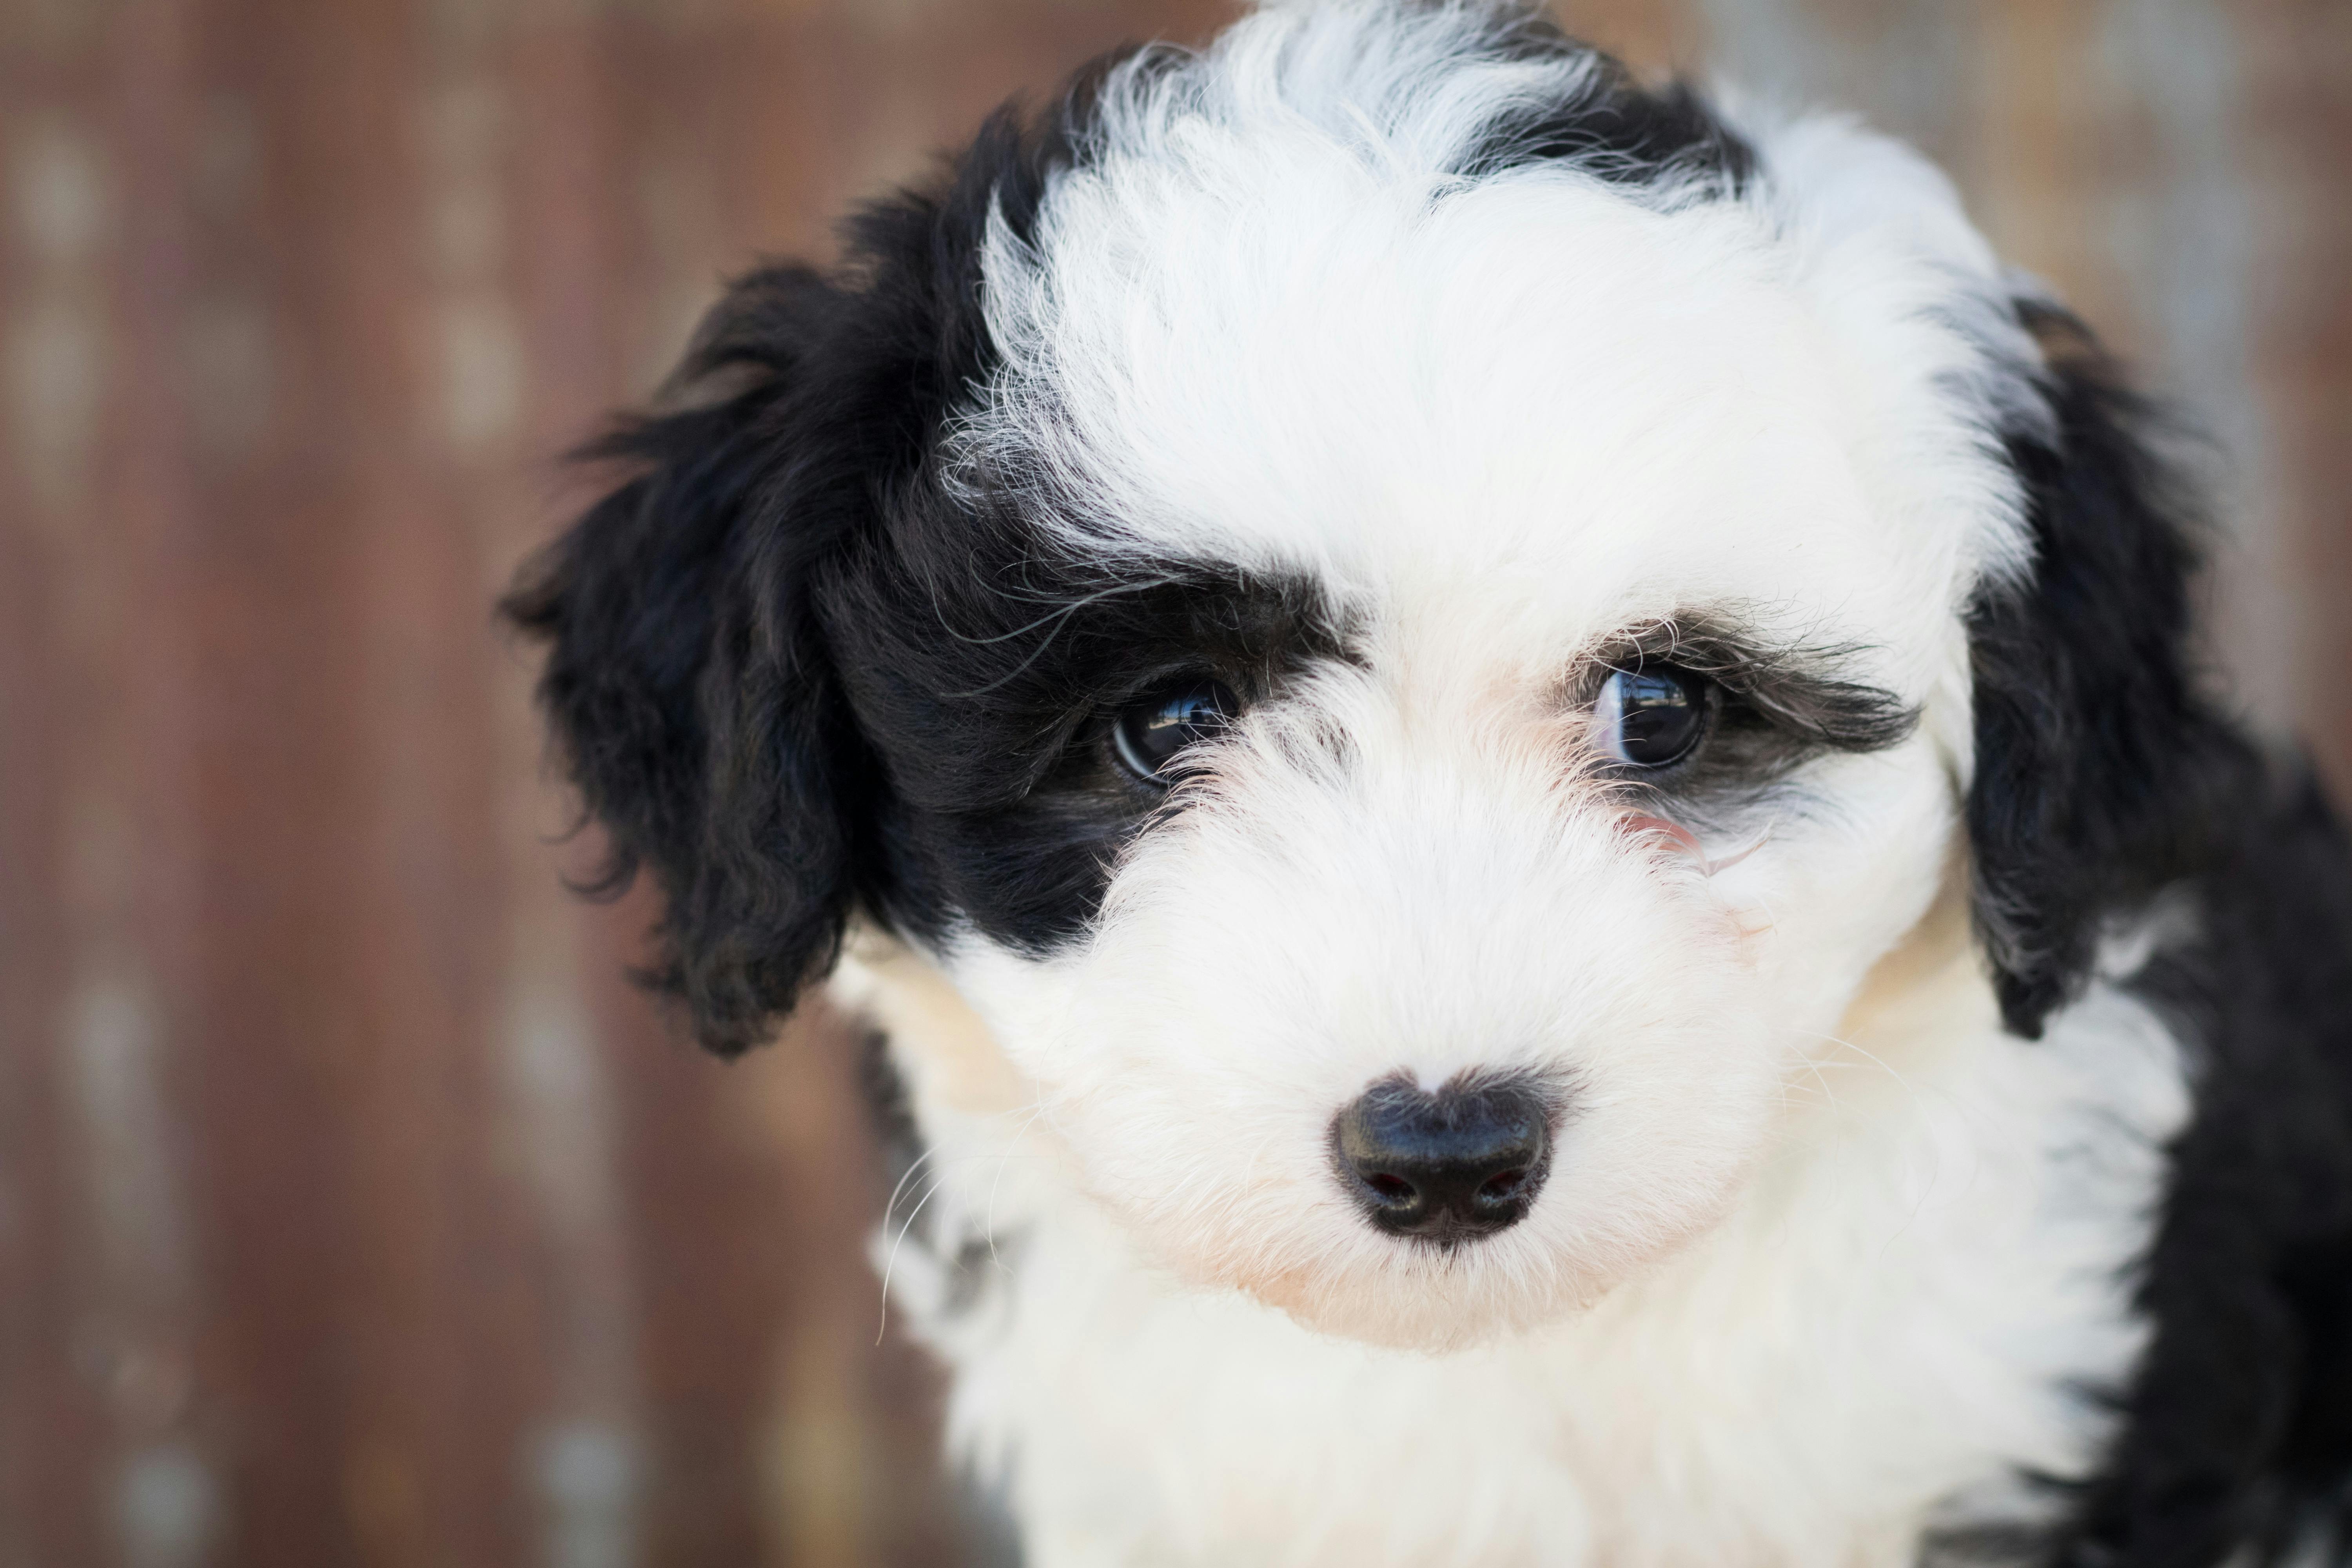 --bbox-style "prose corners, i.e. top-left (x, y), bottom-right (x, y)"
top-left (881, 1140), bottom-right (944, 1229)
top-left (985, 1098), bottom-right (1059, 1274)
top-left (876, 1173), bottom-right (952, 1347)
